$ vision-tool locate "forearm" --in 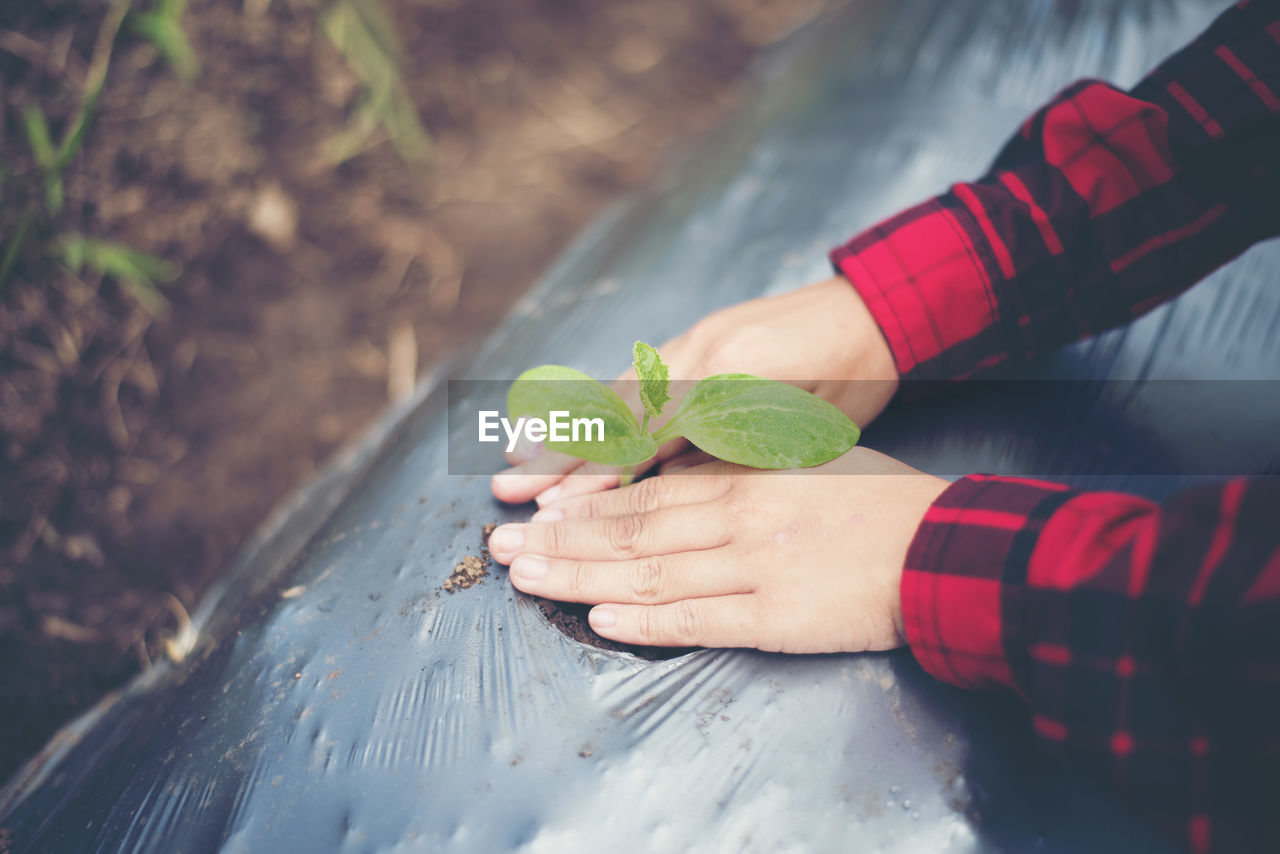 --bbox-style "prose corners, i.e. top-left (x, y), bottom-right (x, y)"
top-left (830, 0), bottom-right (1280, 382)
top-left (903, 475), bottom-right (1280, 852)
